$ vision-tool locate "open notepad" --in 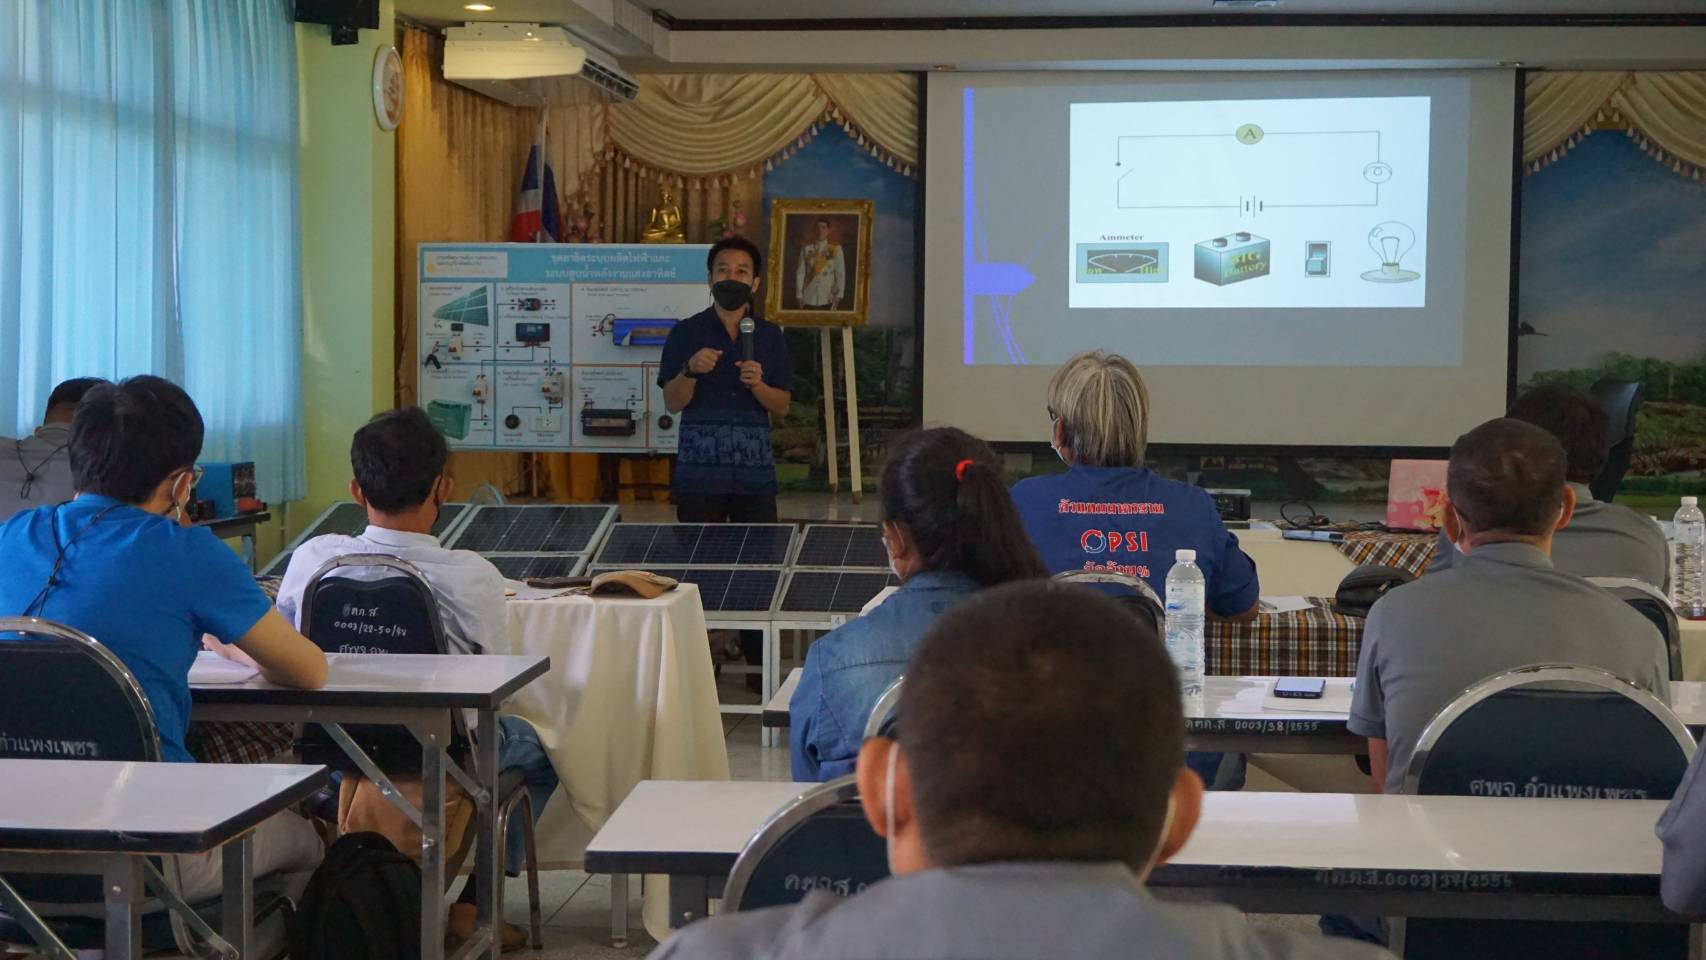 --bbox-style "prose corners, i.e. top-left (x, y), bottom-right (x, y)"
top-left (187, 650), bottom-right (259, 685)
